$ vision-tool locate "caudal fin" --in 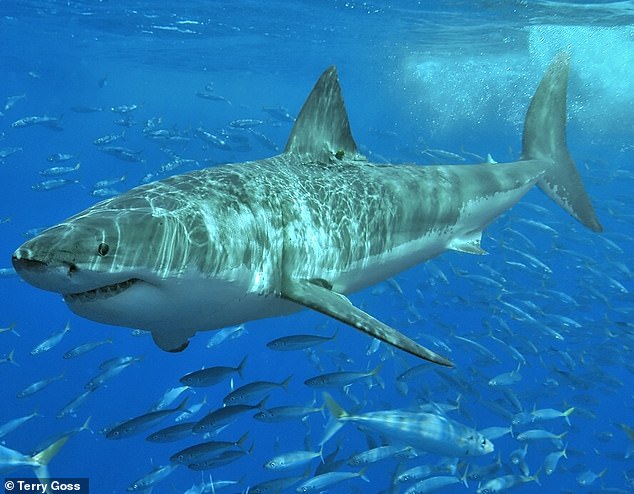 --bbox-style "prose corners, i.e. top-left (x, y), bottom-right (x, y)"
top-left (521, 52), bottom-right (602, 232)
